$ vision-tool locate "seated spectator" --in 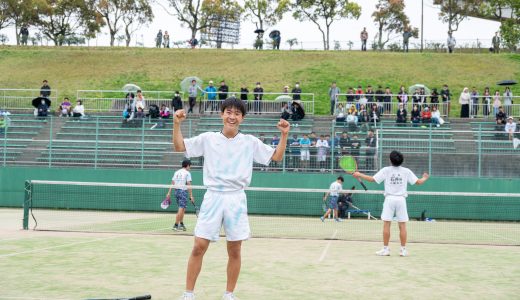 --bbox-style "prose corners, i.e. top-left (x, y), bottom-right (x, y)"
top-left (505, 117), bottom-right (516, 141)
top-left (347, 104), bottom-right (357, 116)
top-left (337, 186), bottom-right (355, 219)
top-left (411, 104), bottom-right (421, 126)
top-left (396, 103), bottom-right (407, 125)
top-left (133, 90), bottom-right (146, 111)
top-left (358, 104), bottom-right (368, 123)
top-left (309, 132), bottom-right (317, 146)
top-left (431, 106), bottom-right (443, 127)
top-left (171, 91), bottom-right (183, 112)
top-left (335, 103), bottom-right (346, 122)
top-left (339, 132), bottom-right (351, 154)
top-left (58, 97), bottom-right (72, 117)
top-left (72, 100), bottom-right (85, 118)
top-left (369, 103), bottom-right (380, 123)
top-left (259, 133), bottom-right (267, 144)
top-left (494, 119), bottom-right (506, 140)
top-left (346, 111), bottom-right (358, 132)
top-left (37, 99), bottom-right (49, 117)
top-left (291, 101), bottom-right (305, 121)
top-left (496, 106), bottom-right (507, 124)
top-left (160, 104), bottom-right (170, 118)
top-left (135, 106), bottom-right (145, 119)
top-left (148, 104), bottom-right (160, 119)
top-left (421, 106), bottom-right (432, 123)
top-left (281, 103), bottom-right (292, 120)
